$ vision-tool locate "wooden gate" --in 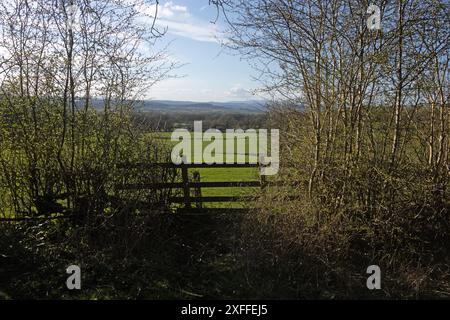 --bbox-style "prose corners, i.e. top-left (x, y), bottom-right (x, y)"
top-left (115, 162), bottom-right (269, 213)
